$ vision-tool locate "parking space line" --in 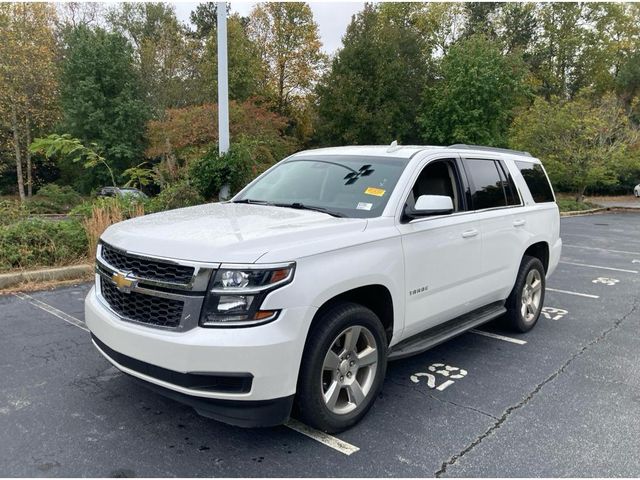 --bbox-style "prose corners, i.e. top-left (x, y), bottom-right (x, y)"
top-left (284, 419), bottom-right (360, 455)
top-left (547, 288), bottom-right (599, 299)
top-left (563, 244), bottom-right (640, 256)
top-left (559, 261), bottom-right (638, 274)
top-left (13, 292), bottom-right (89, 332)
top-left (469, 329), bottom-right (527, 345)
